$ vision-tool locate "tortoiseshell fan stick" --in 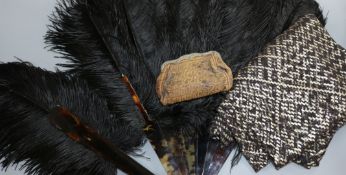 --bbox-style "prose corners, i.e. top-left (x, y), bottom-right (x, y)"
top-left (49, 106), bottom-right (153, 175)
